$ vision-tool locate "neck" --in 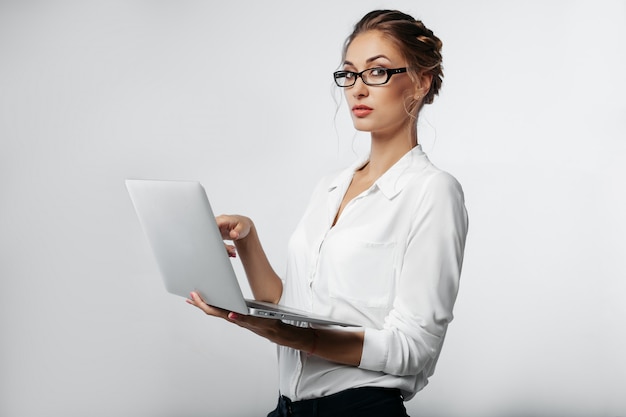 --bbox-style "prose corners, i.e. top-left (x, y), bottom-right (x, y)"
top-left (361, 125), bottom-right (417, 179)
